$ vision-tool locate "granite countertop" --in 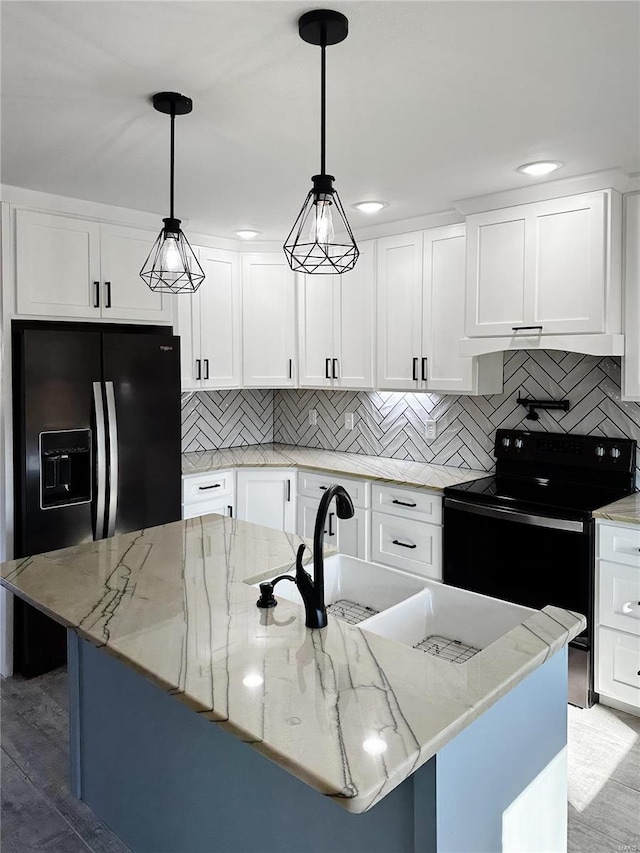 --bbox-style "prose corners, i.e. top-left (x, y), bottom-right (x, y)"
top-left (593, 493), bottom-right (640, 525)
top-left (1, 515), bottom-right (584, 814)
top-left (182, 444), bottom-right (489, 492)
